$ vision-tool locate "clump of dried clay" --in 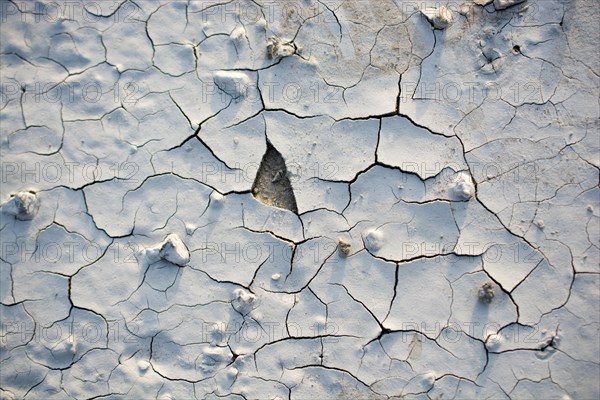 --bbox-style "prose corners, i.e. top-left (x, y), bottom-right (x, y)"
top-left (267, 37), bottom-right (296, 59)
top-left (421, 6), bottom-right (454, 29)
top-left (137, 360), bottom-right (151, 374)
top-left (364, 229), bottom-right (384, 252)
top-left (232, 289), bottom-right (257, 315)
top-left (2, 191), bottom-right (40, 220)
top-left (485, 333), bottom-right (502, 350)
top-left (494, 0), bottom-right (527, 11)
top-left (213, 70), bottom-right (252, 98)
top-left (144, 234), bottom-right (190, 267)
top-left (478, 282), bottom-right (495, 303)
top-left (451, 172), bottom-right (475, 200)
top-left (158, 234), bottom-right (190, 266)
top-left (210, 191), bottom-right (225, 205)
